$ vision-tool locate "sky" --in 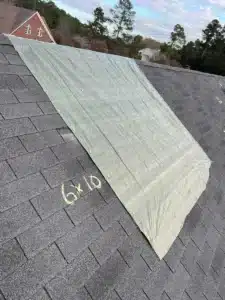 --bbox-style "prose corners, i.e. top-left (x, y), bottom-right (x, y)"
top-left (53, 0), bottom-right (225, 42)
